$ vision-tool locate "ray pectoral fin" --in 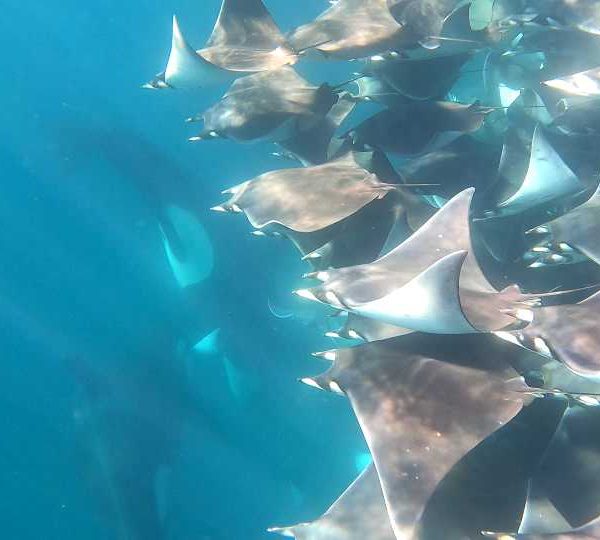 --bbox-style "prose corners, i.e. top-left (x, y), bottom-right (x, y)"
top-left (160, 206), bottom-right (214, 288)
top-left (163, 15), bottom-right (230, 89)
top-left (496, 125), bottom-right (584, 215)
top-left (353, 250), bottom-right (477, 334)
top-left (326, 338), bottom-right (528, 540)
top-left (482, 404), bottom-right (600, 538)
top-left (206, 0), bottom-right (287, 50)
top-left (518, 481), bottom-right (573, 535)
top-left (269, 464), bottom-right (395, 540)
